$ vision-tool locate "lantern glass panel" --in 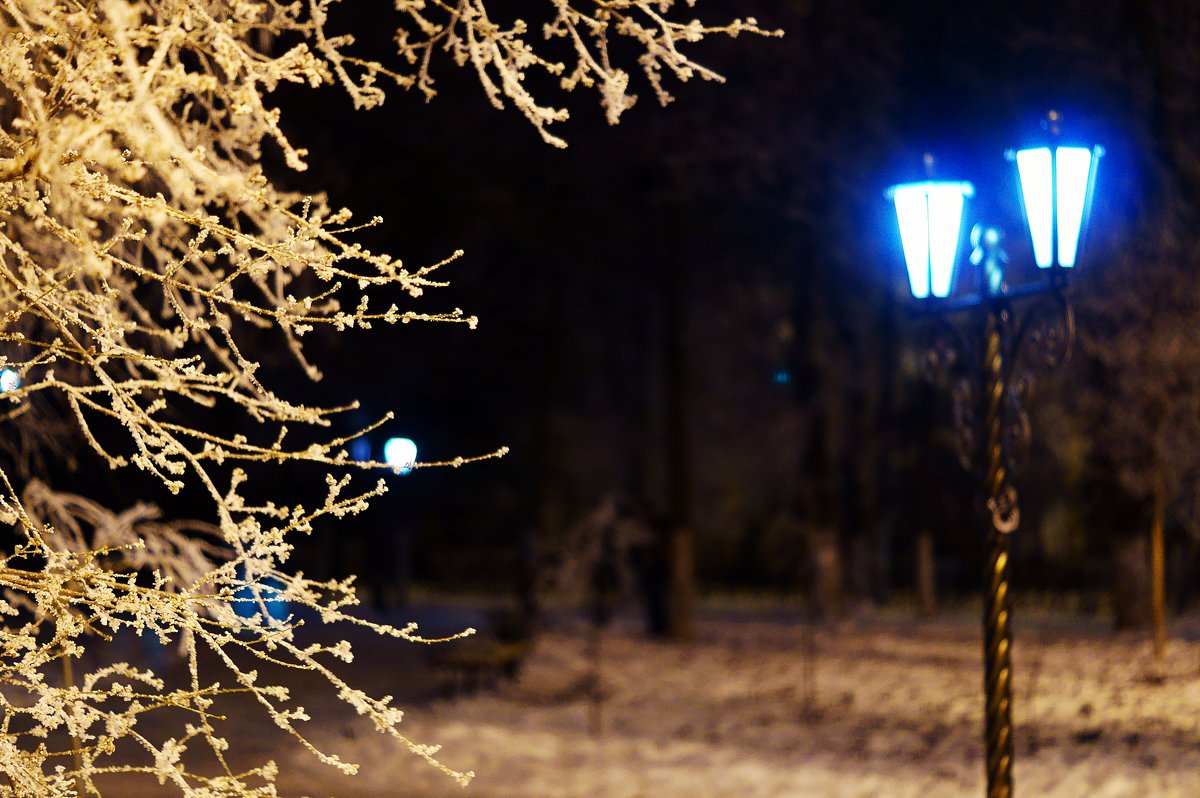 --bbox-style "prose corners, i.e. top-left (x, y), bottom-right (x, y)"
top-left (888, 181), bottom-right (973, 299)
top-left (1016, 147), bottom-right (1054, 268)
top-left (1054, 146), bottom-right (1093, 267)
